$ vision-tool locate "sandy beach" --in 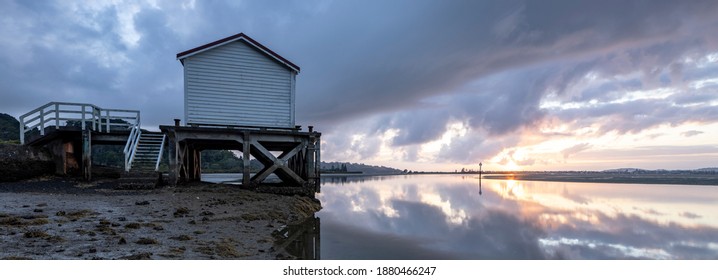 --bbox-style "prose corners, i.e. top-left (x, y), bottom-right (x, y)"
top-left (0, 177), bottom-right (321, 260)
